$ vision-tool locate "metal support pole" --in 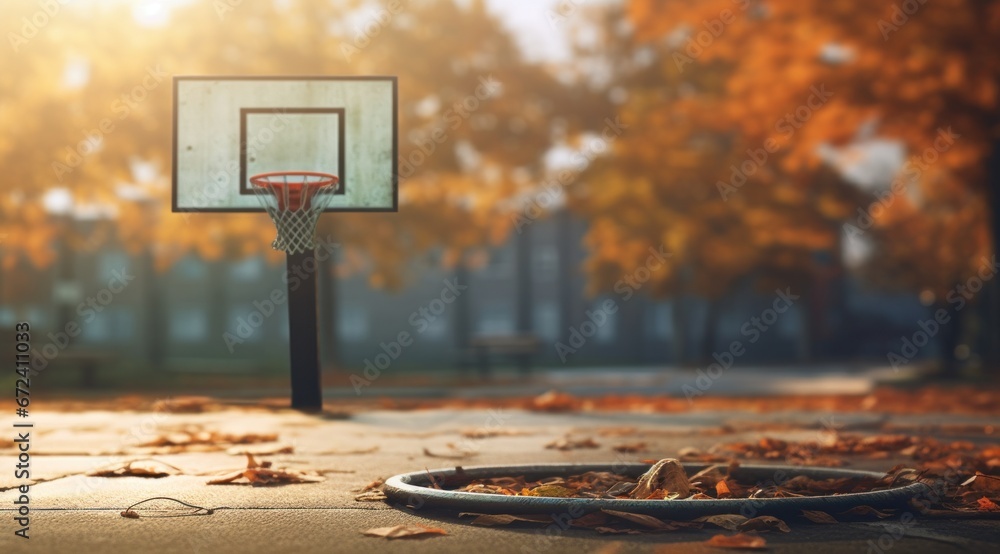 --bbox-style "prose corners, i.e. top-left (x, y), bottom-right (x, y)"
top-left (286, 249), bottom-right (322, 411)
